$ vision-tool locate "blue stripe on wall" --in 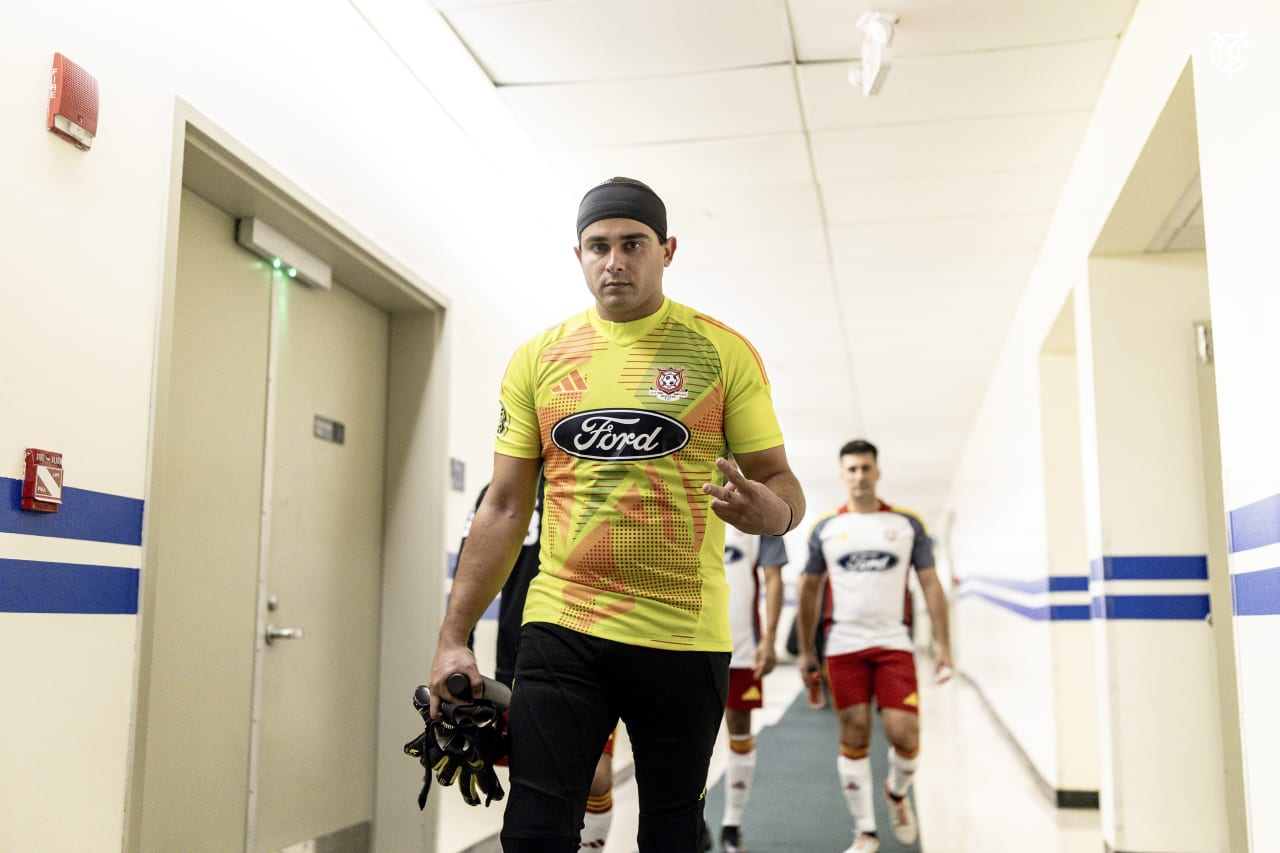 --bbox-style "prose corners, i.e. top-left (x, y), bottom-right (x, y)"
top-left (0, 558), bottom-right (139, 614)
top-left (1049, 576), bottom-right (1090, 592)
top-left (1090, 594), bottom-right (1210, 621)
top-left (1089, 555), bottom-right (1207, 581)
top-left (1228, 492), bottom-right (1280, 554)
top-left (1232, 566), bottom-right (1280, 616)
top-left (2, 477), bottom-right (144, 546)
top-left (965, 575), bottom-right (1089, 594)
top-left (957, 588), bottom-right (1090, 621)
